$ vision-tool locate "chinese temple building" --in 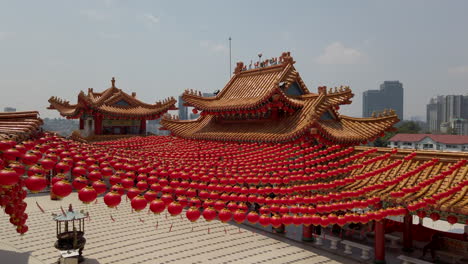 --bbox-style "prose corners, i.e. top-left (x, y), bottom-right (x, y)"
top-left (48, 78), bottom-right (176, 141)
top-left (161, 52), bottom-right (399, 144)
